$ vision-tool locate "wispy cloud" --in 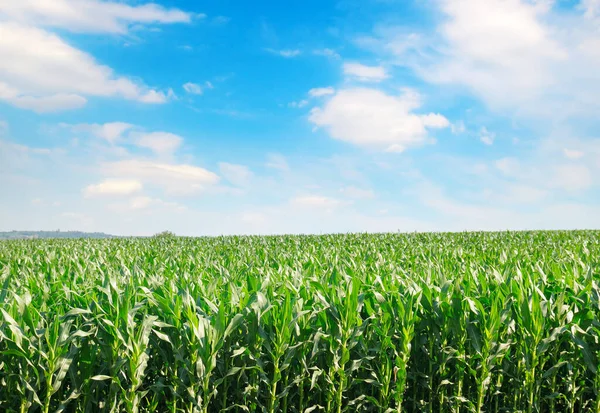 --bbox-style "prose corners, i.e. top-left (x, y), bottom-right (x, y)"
top-left (265, 48), bottom-right (301, 58)
top-left (343, 62), bottom-right (388, 82)
top-left (313, 48), bottom-right (341, 59)
top-left (0, 0), bottom-right (194, 34)
top-left (309, 87), bottom-right (335, 97)
top-left (183, 82), bottom-right (204, 95)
